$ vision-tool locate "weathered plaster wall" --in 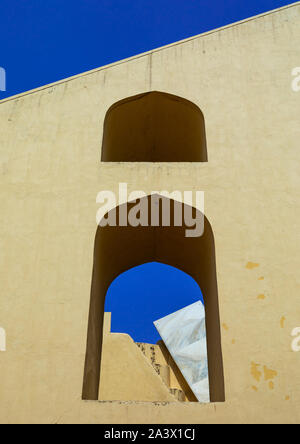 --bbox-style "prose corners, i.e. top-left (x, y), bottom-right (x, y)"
top-left (99, 332), bottom-right (176, 403)
top-left (99, 315), bottom-right (198, 403)
top-left (0, 3), bottom-right (300, 423)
